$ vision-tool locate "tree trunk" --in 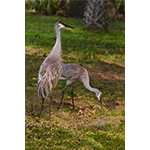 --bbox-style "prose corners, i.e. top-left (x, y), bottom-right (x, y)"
top-left (84, 0), bottom-right (109, 32)
top-left (47, 0), bottom-right (50, 16)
